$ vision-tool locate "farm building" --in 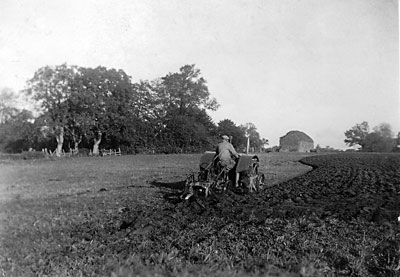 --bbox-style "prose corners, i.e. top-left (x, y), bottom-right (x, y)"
top-left (279, 130), bottom-right (314, 152)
